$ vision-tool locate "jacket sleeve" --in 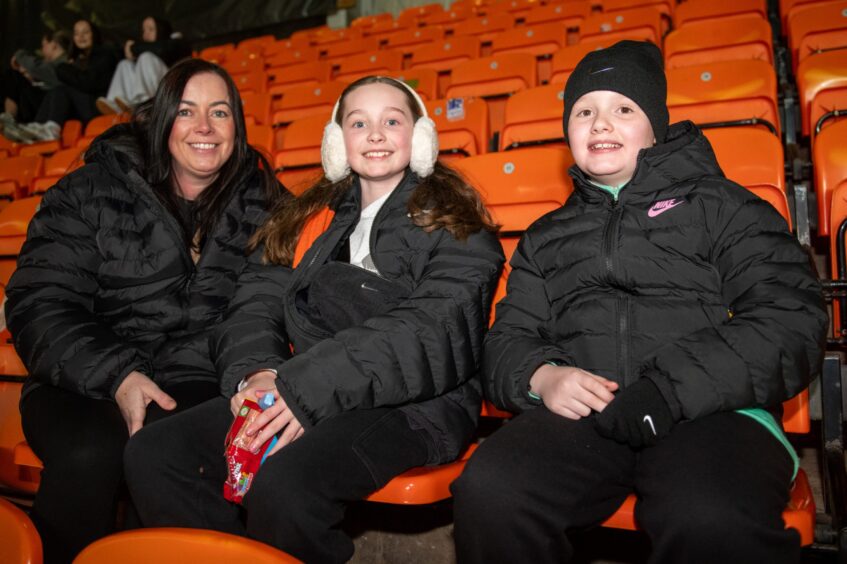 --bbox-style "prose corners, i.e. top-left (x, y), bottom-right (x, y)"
top-left (483, 228), bottom-right (577, 413)
top-left (641, 191), bottom-right (828, 421)
top-left (56, 47), bottom-right (117, 95)
top-left (275, 229), bottom-right (504, 428)
top-left (211, 246), bottom-right (293, 397)
top-left (5, 169), bottom-right (152, 398)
